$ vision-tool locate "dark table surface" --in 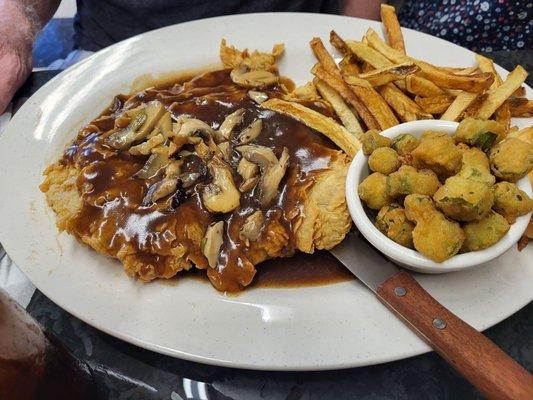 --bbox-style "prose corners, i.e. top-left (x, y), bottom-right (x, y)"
top-left (16, 49), bottom-right (533, 400)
